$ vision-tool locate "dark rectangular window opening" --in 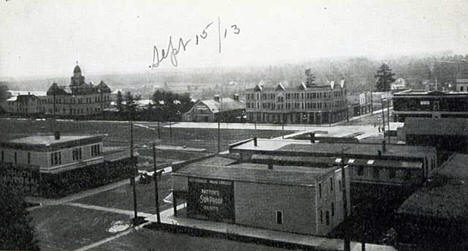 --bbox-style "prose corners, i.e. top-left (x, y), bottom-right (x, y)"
top-left (357, 166), bottom-right (364, 176)
top-left (276, 211), bottom-right (283, 225)
top-left (27, 152), bottom-right (31, 164)
top-left (14, 152), bottom-right (17, 164)
top-left (331, 202), bottom-right (335, 216)
top-left (326, 211), bottom-right (330, 225)
top-left (319, 183), bottom-right (322, 198)
top-left (389, 169), bottom-right (396, 179)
